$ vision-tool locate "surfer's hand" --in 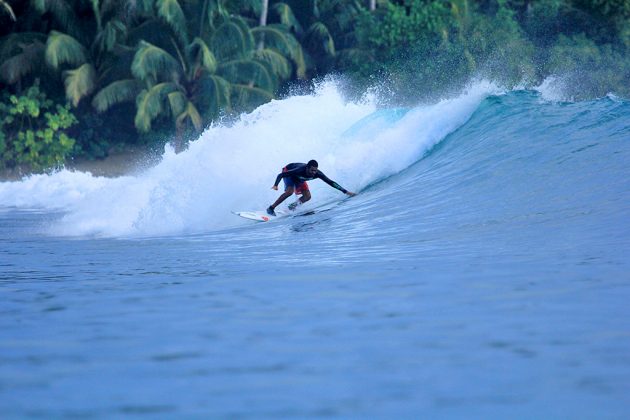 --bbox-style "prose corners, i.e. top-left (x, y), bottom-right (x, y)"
top-left (346, 191), bottom-right (357, 197)
top-left (272, 185), bottom-right (278, 190)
